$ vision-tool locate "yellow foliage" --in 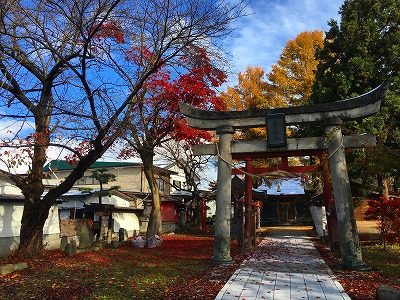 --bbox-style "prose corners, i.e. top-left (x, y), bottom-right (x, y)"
top-left (266, 30), bottom-right (324, 106)
top-left (220, 66), bottom-right (286, 111)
